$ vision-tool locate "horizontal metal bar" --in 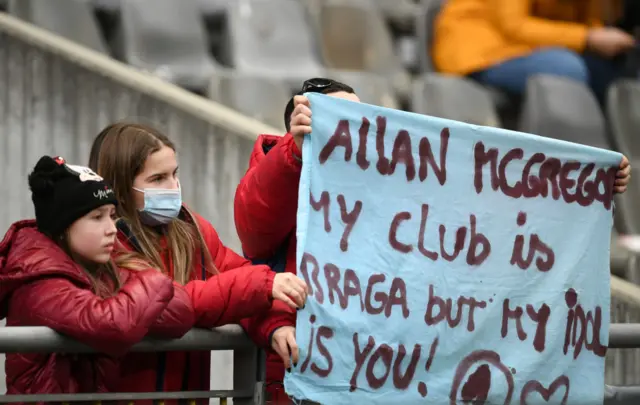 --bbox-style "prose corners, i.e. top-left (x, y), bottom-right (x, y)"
top-left (2, 386), bottom-right (638, 404)
top-left (0, 325), bottom-right (253, 353)
top-left (605, 385), bottom-right (640, 404)
top-left (0, 389), bottom-right (252, 403)
top-left (609, 324), bottom-right (640, 348)
top-left (1, 324), bottom-right (640, 353)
